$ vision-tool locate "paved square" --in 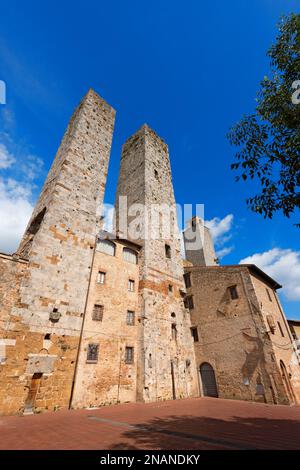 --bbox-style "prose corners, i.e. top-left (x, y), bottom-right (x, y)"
top-left (0, 397), bottom-right (300, 450)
